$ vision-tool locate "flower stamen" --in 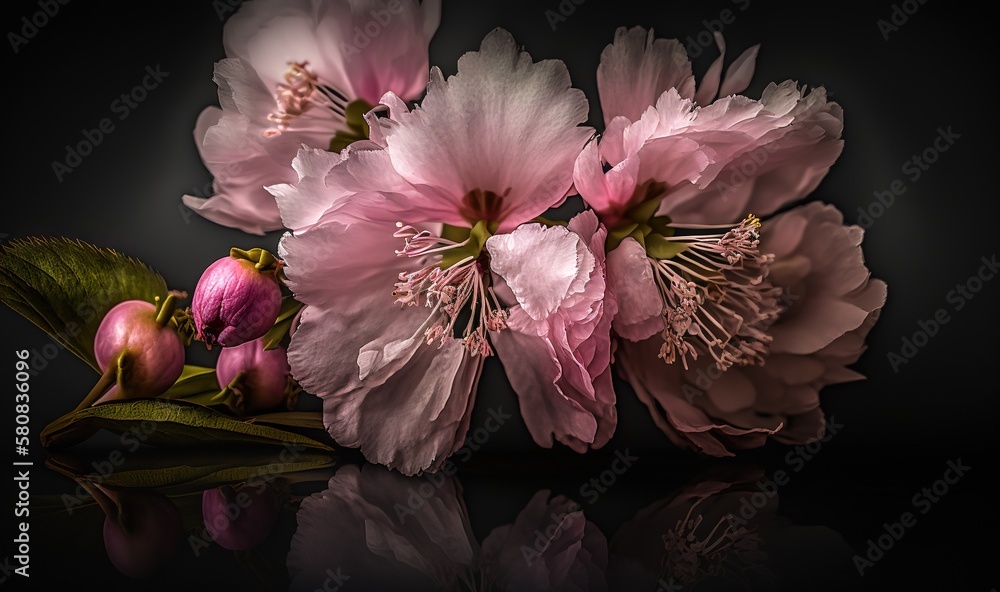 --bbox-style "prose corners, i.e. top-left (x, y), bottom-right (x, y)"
top-left (649, 214), bottom-right (782, 371)
top-left (264, 61), bottom-right (350, 137)
top-left (391, 222), bottom-right (508, 356)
